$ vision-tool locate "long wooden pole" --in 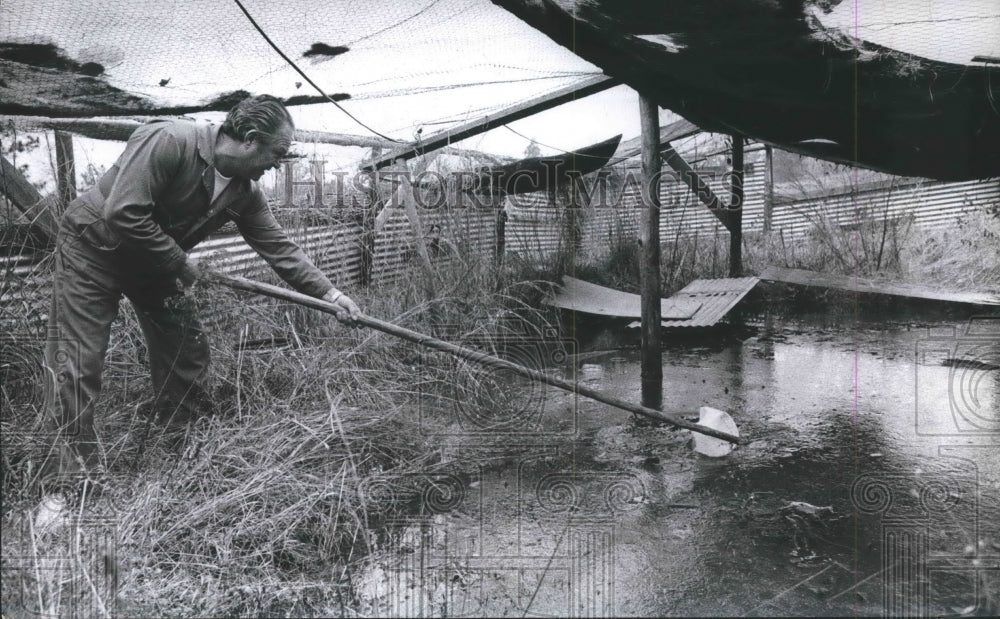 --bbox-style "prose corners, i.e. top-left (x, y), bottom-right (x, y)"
top-left (729, 135), bottom-right (744, 277)
top-left (763, 144), bottom-right (774, 233)
top-left (205, 270), bottom-right (742, 444)
top-left (54, 131), bottom-right (77, 209)
top-left (638, 96), bottom-right (663, 410)
top-left (362, 75), bottom-right (617, 171)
